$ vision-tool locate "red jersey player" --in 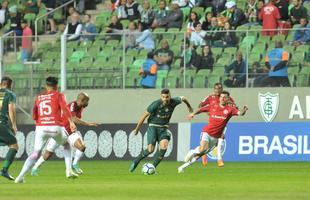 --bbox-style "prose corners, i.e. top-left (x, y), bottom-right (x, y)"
top-left (15, 76), bottom-right (76, 183)
top-left (178, 91), bottom-right (248, 173)
top-left (200, 83), bottom-right (235, 167)
top-left (31, 92), bottom-right (99, 176)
